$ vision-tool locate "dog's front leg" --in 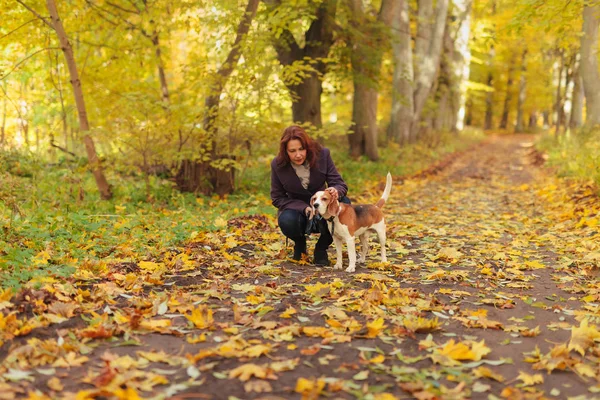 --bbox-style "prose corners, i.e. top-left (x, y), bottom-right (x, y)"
top-left (345, 237), bottom-right (357, 273)
top-left (357, 234), bottom-right (369, 264)
top-left (333, 236), bottom-right (344, 270)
